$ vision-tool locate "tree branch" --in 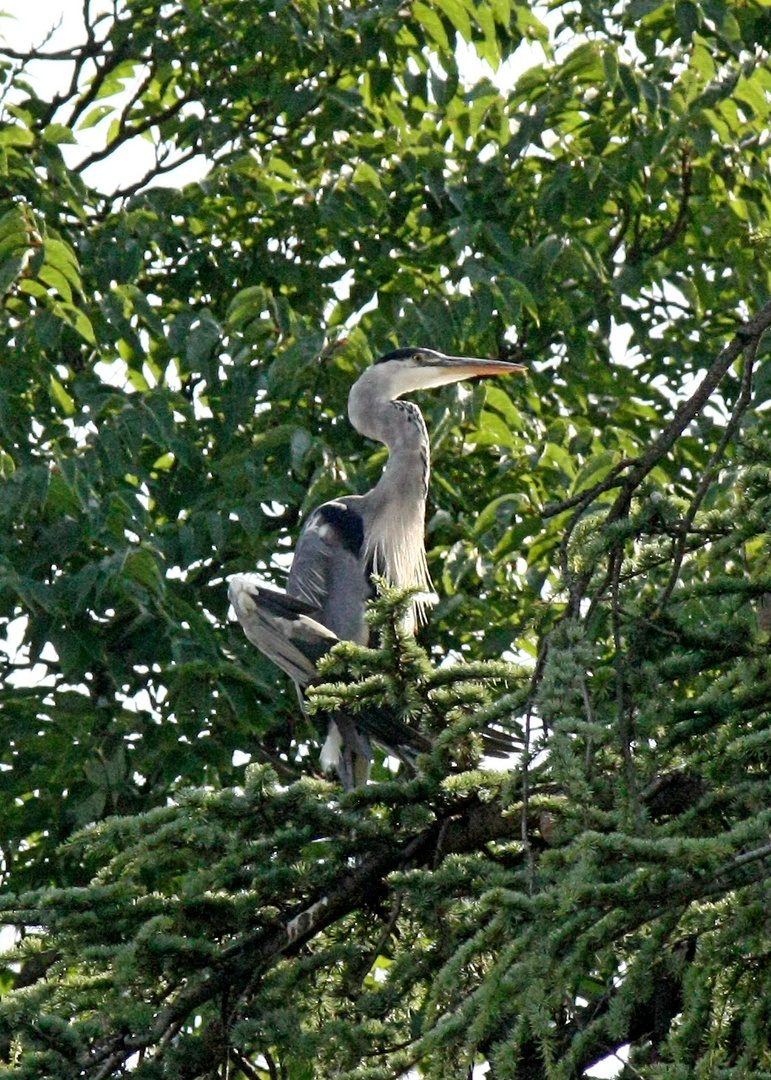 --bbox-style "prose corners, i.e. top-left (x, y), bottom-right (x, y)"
top-left (643, 144), bottom-right (693, 259)
top-left (543, 298), bottom-right (771, 533)
top-left (73, 800), bottom-right (534, 1075)
top-left (542, 457), bottom-right (635, 519)
top-left (606, 298), bottom-right (771, 523)
top-left (74, 91), bottom-right (191, 174)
